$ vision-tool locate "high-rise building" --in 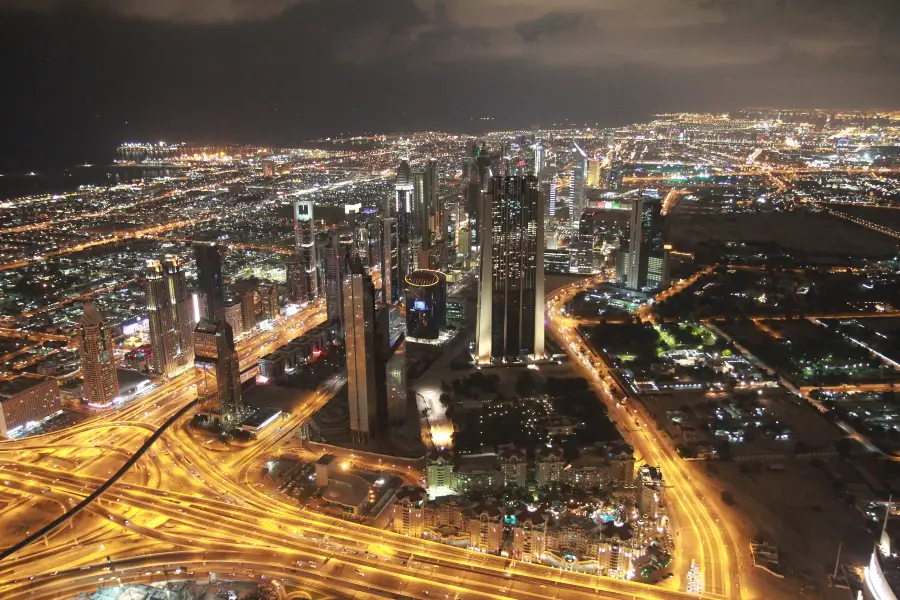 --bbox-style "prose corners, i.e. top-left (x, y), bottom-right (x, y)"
top-left (145, 256), bottom-right (194, 377)
top-left (343, 265), bottom-right (378, 441)
top-left (292, 199), bottom-right (318, 303)
top-left (587, 159), bottom-right (601, 188)
top-left (240, 290), bottom-right (257, 335)
top-left (413, 160), bottom-right (439, 249)
top-left (218, 302), bottom-right (243, 340)
top-left (533, 142), bottom-right (545, 177)
top-left (393, 161), bottom-right (415, 279)
top-left (78, 302), bottom-right (119, 406)
top-left (571, 210), bottom-right (597, 274)
top-left (571, 143), bottom-right (588, 227)
top-left (624, 197), bottom-right (668, 291)
top-left (475, 174), bottom-right (545, 364)
top-left (194, 243), bottom-right (224, 320)
top-left (548, 179), bottom-right (558, 217)
top-left (323, 232), bottom-right (346, 325)
top-left (405, 270), bottom-right (446, 340)
top-left (258, 282), bottom-right (279, 320)
top-left (194, 318), bottom-right (244, 428)
top-left (380, 217), bottom-right (400, 305)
